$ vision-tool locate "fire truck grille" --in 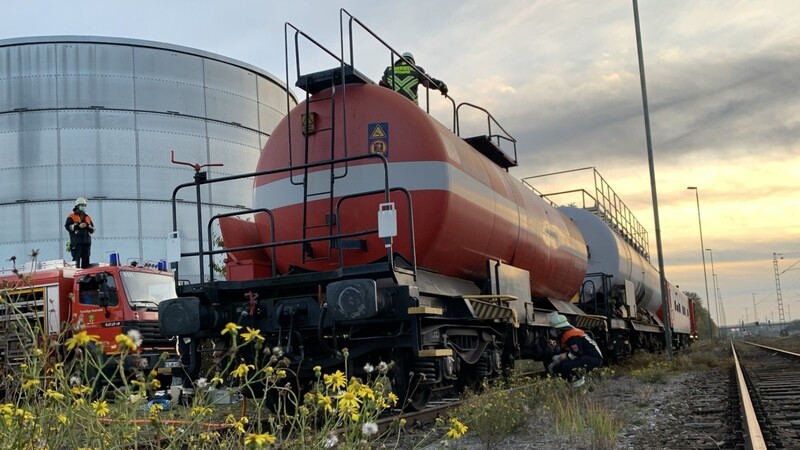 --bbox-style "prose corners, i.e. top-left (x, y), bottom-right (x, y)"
top-left (122, 320), bottom-right (173, 349)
